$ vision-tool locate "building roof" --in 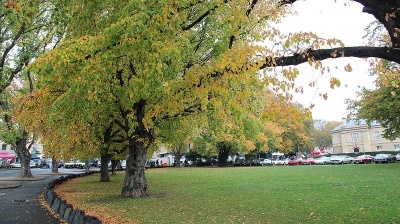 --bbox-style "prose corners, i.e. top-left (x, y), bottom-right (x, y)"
top-left (332, 119), bottom-right (380, 132)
